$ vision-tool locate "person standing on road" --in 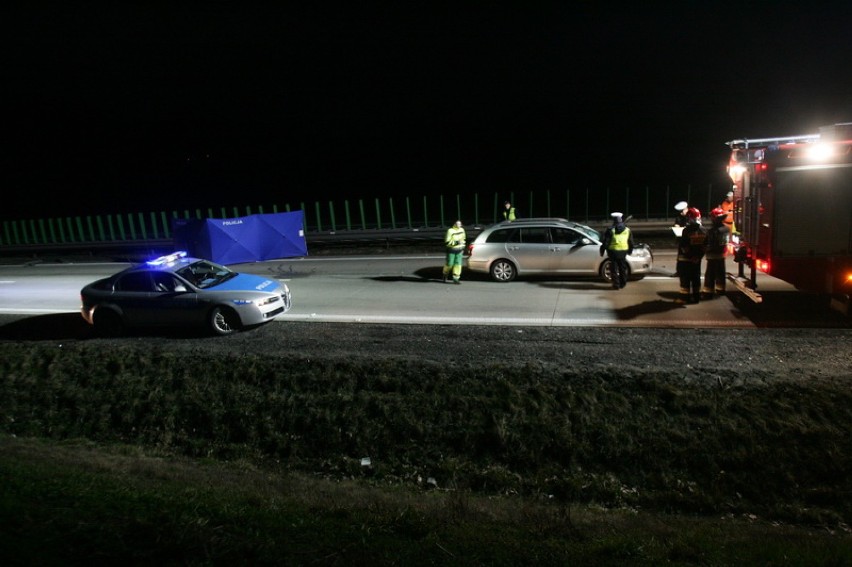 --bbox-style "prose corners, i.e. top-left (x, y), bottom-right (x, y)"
top-left (670, 200), bottom-right (689, 277)
top-left (672, 200), bottom-right (689, 233)
top-left (503, 201), bottom-right (516, 222)
top-left (701, 207), bottom-right (730, 298)
top-left (442, 220), bottom-right (466, 284)
top-left (720, 190), bottom-right (735, 234)
top-left (675, 207), bottom-right (707, 304)
top-left (600, 212), bottom-right (634, 290)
